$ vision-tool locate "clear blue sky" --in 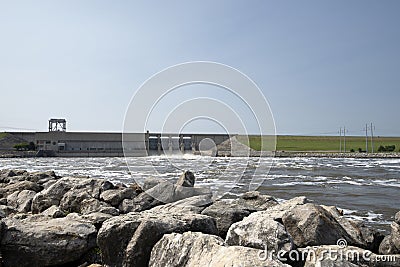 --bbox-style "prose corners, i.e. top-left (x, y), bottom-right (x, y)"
top-left (0, 1), bottom-right (399, 136)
